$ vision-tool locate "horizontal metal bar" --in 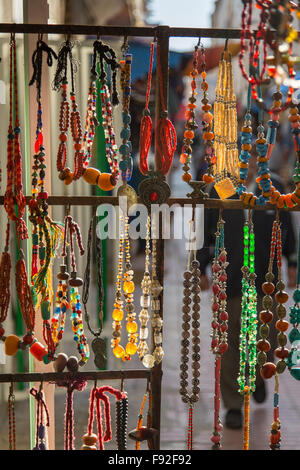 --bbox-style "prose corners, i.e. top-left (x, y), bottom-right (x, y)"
top-left (0, 195), bottom-right (298, 211)
top-left (0, 23), bottom-right (280, 40)
top-left (0, 369), bottom-right (151, 383)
